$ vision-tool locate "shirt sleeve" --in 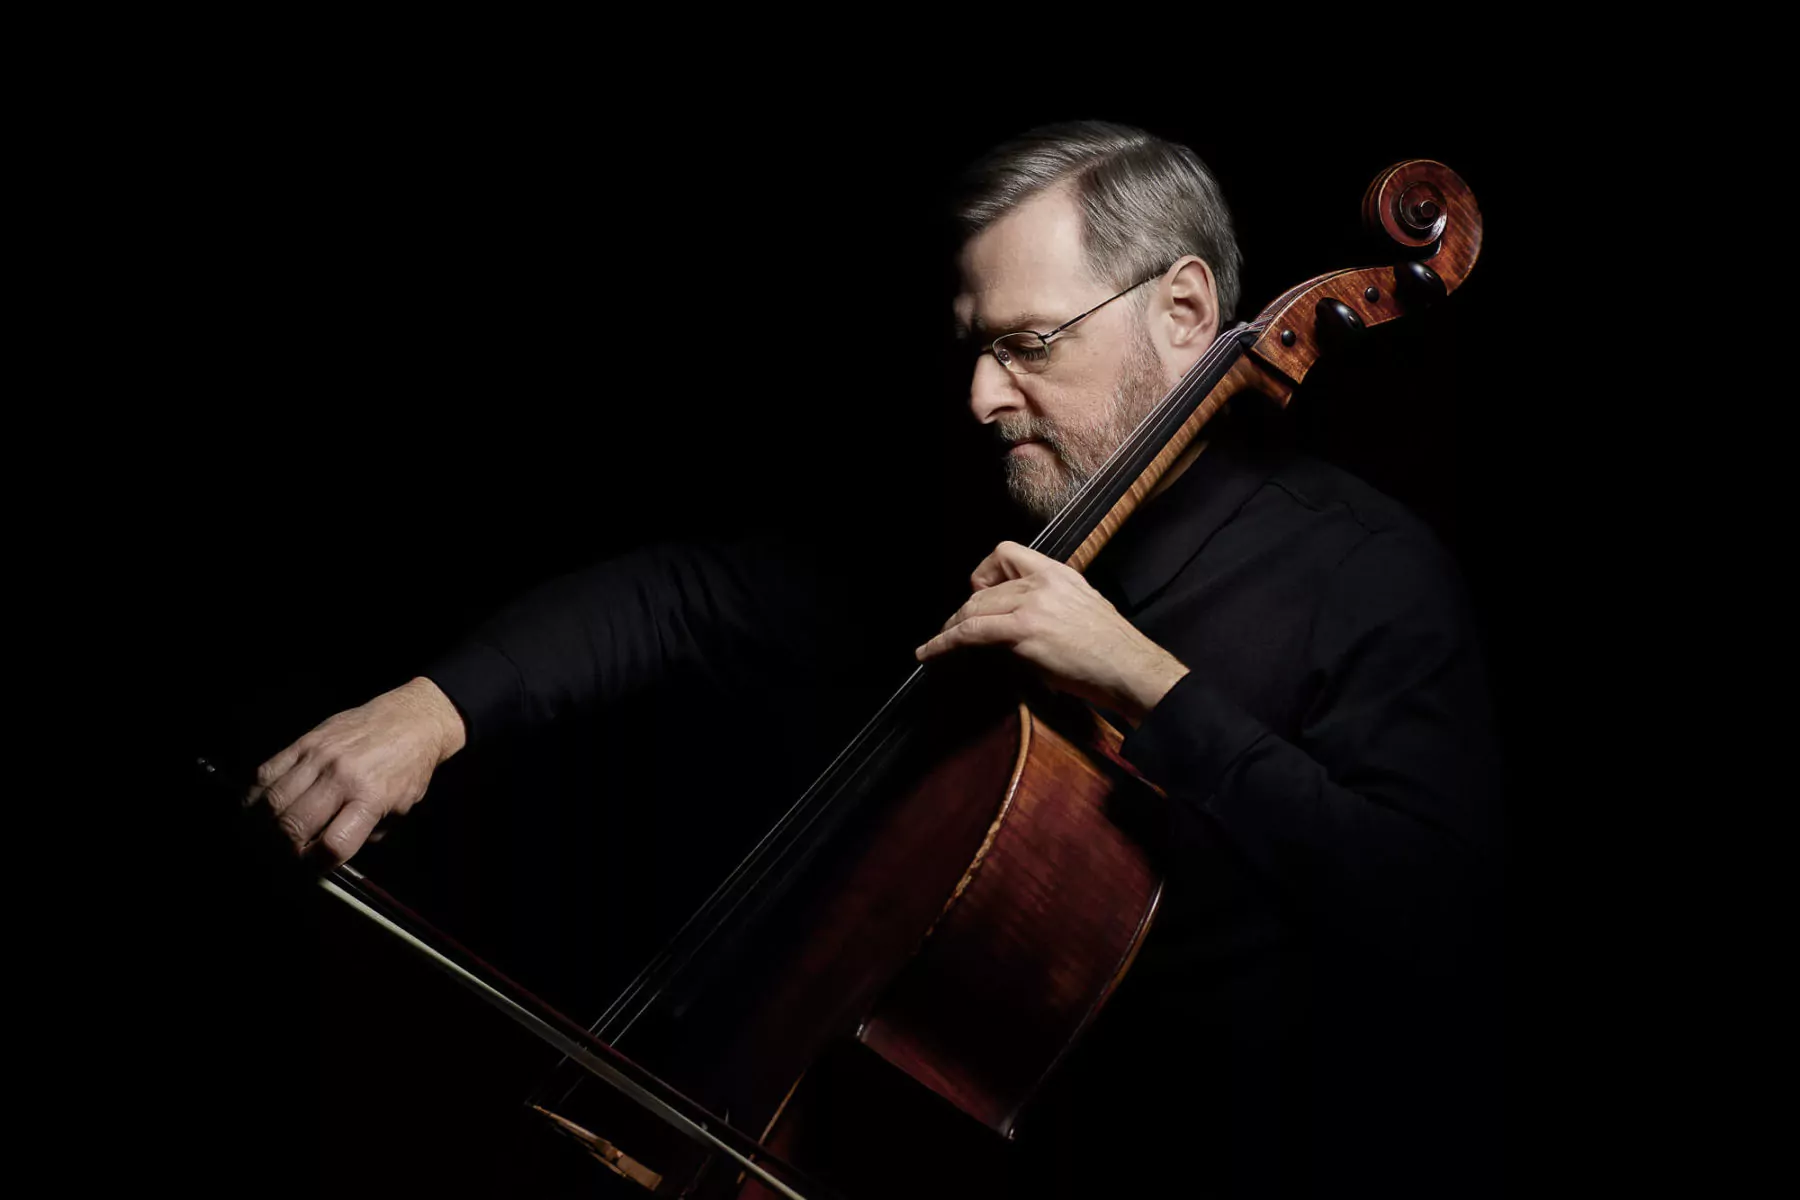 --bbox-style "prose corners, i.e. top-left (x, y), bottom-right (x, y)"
top-left (1119, 527), bottom-right (1504, 959)
top-left (421, 535), bottom-right (854, 747)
